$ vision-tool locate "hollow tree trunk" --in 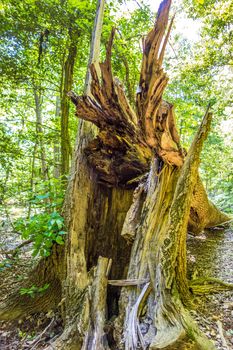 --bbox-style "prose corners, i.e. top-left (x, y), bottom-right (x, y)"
top-left (0, 1), bottom-right (231, 350)
top-left (59, 0), bottom-right (229, 349)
